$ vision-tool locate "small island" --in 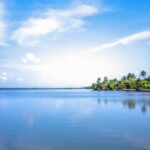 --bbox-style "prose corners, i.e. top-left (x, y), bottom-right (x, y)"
top-left (92, 70), bottom-right (150, 91)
